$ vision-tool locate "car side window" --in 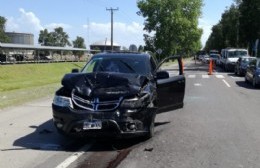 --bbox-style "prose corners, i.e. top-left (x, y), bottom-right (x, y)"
top-left (159, 58), bottom-right (181, 77)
